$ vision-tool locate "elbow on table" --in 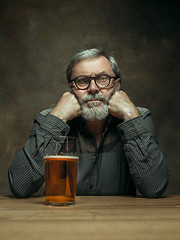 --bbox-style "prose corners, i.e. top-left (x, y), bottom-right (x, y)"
top-left (8, 179), bottom-right (32, 198)
top-left (8, 169), bottom-right (43, 198)
top-left (141, 191), bottom-right (165, 199)
top-left (10, 187), bottom-right (31, 198)
top-left (140, 179), bottom-right (169, 199)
